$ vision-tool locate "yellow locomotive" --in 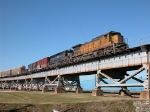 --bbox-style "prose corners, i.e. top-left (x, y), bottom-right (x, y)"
top-left (72, 31), bottom-right (127, 57)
